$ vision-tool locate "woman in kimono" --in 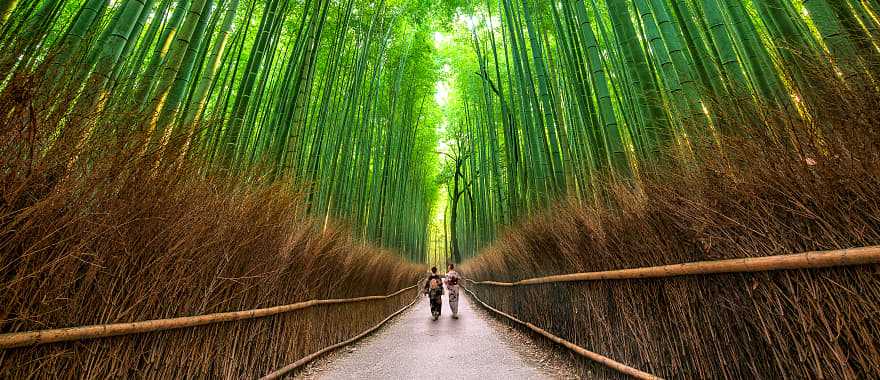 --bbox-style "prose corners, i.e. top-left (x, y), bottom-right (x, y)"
top-left (444, 263), bottom-right (461, 319)
top-left (424, 267), bottom-right (444, 320)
